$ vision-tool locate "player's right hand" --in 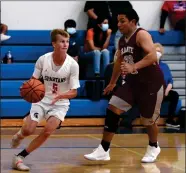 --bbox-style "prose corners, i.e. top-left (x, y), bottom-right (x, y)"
top-left (103, 83), bottom-right (116, 95)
